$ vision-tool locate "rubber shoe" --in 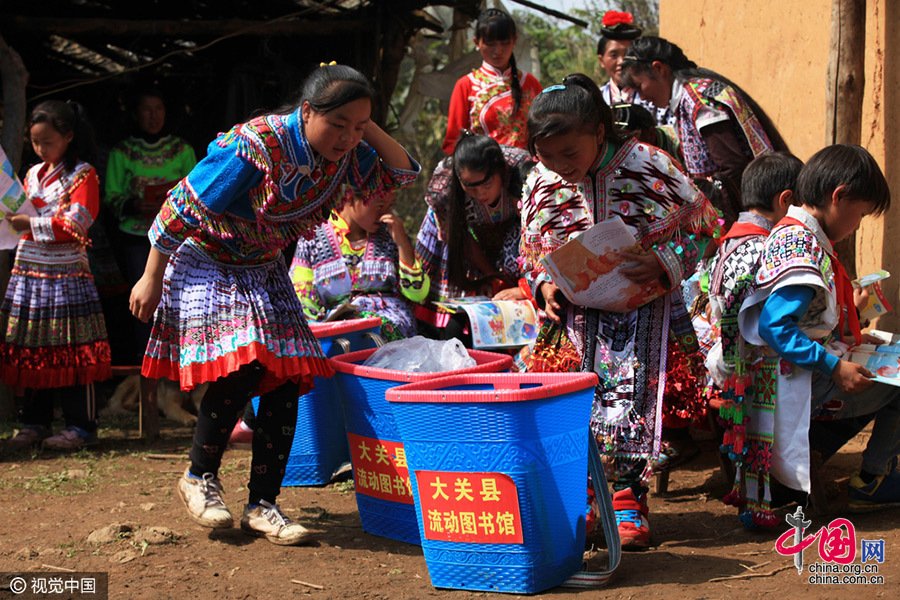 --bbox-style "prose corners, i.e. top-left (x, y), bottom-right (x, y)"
top-left (177, 469), bottom-right (233, 529)
top-left (241, 500), bottom-right (311, 546)
top-left (4, 426), bottom-right (50, 452)
top-left (848, 462), bottom-right (900, 513)
top-left (612, 487), bottom-right (651, 550)
top-left (42, 427), bottom-right (97, 451)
